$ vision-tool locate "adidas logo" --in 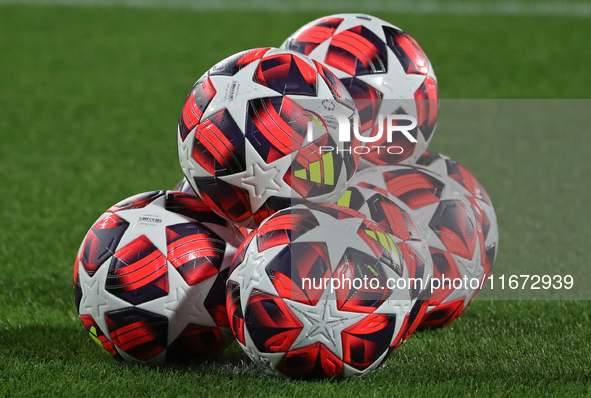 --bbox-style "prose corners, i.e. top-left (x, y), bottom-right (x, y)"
top-left (293, 152), bottom-right (335, 185)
